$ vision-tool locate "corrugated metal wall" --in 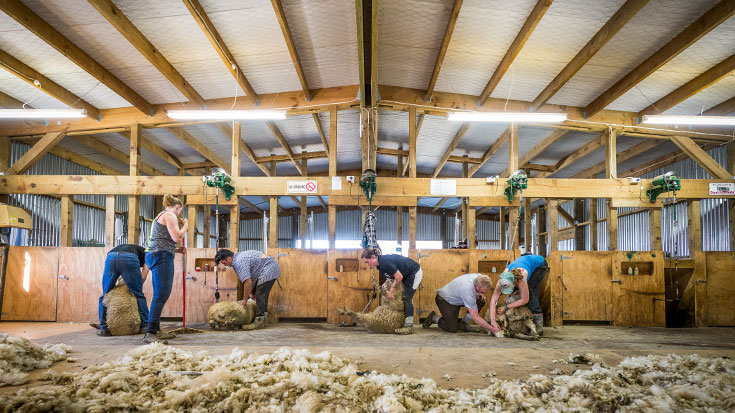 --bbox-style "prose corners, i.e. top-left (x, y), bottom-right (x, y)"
top-left (618, 207), bottom-right (649, 251)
